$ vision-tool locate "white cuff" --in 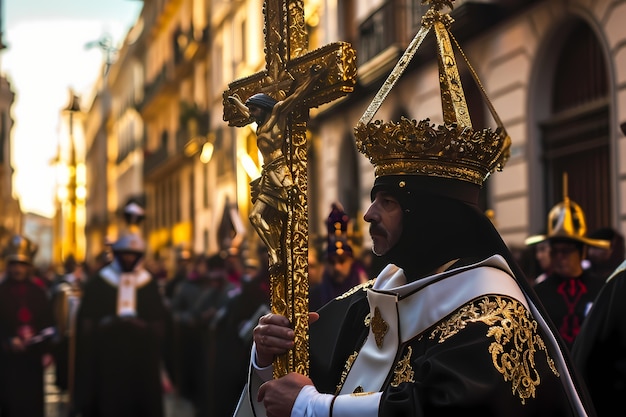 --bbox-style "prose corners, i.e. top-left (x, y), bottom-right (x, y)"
top-left (292, 385), bottom-right (333, 417)
top-left (332, 392), bottom-right (381, 417)
top-left (251, 343), bottom-right (274, 382)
